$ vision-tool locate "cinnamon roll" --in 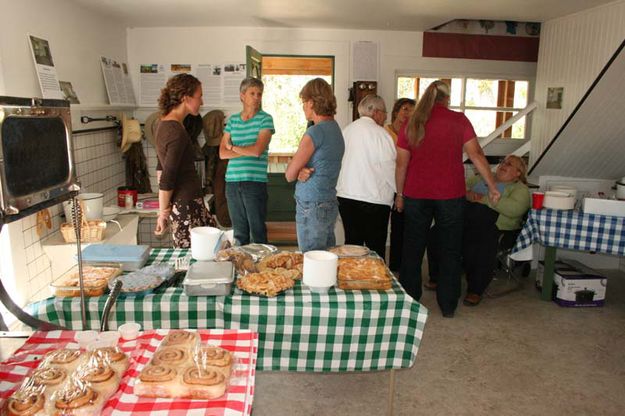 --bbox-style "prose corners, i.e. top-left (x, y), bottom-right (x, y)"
top-left (182, 367), bottom-right (227, 399)
top-left (42, 348), bottom-right (82, 372)
top-left (82, 365), bottom-right (115, 383)
top-left (152, 347), bottom-right (188, 366)
top-left (89, 347), bottom-right (129, 374)
top-left (194, 346), bottom-right (232, 369)
top-left (182, 367), bottom-right (224, 386)
top-left (139, 365), bottom-right (177, 383)
top-left (161, 330), bottom-right (199, 348)
top-left (30, 367), bottom-right (66, 387)
top-left (4, 388), bottom-right (45, 416)
top-left (53, 384), bottom-right (98, 411)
